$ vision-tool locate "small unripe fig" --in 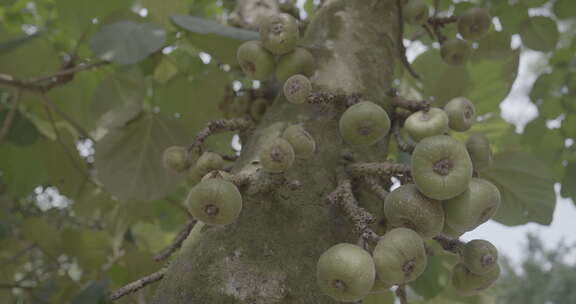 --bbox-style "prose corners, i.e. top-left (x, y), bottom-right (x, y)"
top-left (442, 223), bottom-right (464, 238)
top-left (458, 8), bottom-right (492, 41)
top-left (259, 137), bottom-right (295, 173)
top-left (162, 146), bottom-right (190, 172)
top-left (237, 40), bottom-right (275, 80)
top-left (462, 239), bottom-right (498, 275)
top-left (189, 151), bottom-right (225, 182)
top-left (283, 74), bottom-right (311, 104)
top-left (452, 263), bottom-right (500, 296)
top-left (384, 184), bottom-right (445, 238)
top-left (466, 133), bottom-right (493, 171)
top-left (186, 178), bottom-right (242, 226)
top-left (339, 101), bottom-right (391, 146)
top-left (411, 135), bottom-right (473, 200)
top-left (444, 97), bottom-right (476, 132)
top-left (444, 178), bottom-right (501, 233)
top-left (282, 124), bottom-right (316, 159)
top-left (404, 0), bottom-right (429, 25)
top-left (372, 228), bottom-right (427, 285)
top-left (441, 39), bottom-right (472, 66)
top-left (200, 170), bottom-right (234, 183)
top-left (404, 108), bottom-right (450, 142)
top-left (316, 243), bottom-right (376, 302)
top-left (275, 47), bottom-right (316, 82)
top-left (259, 13), bottom-right (300, 55)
